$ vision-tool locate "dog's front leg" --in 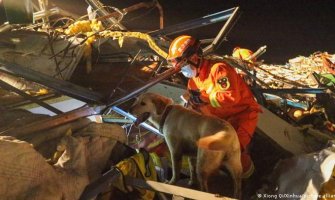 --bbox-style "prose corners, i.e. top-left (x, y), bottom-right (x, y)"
top-left (169, 151), bottom-right (182, 185)
top-left (188, 156), bottom-right (197, 187)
